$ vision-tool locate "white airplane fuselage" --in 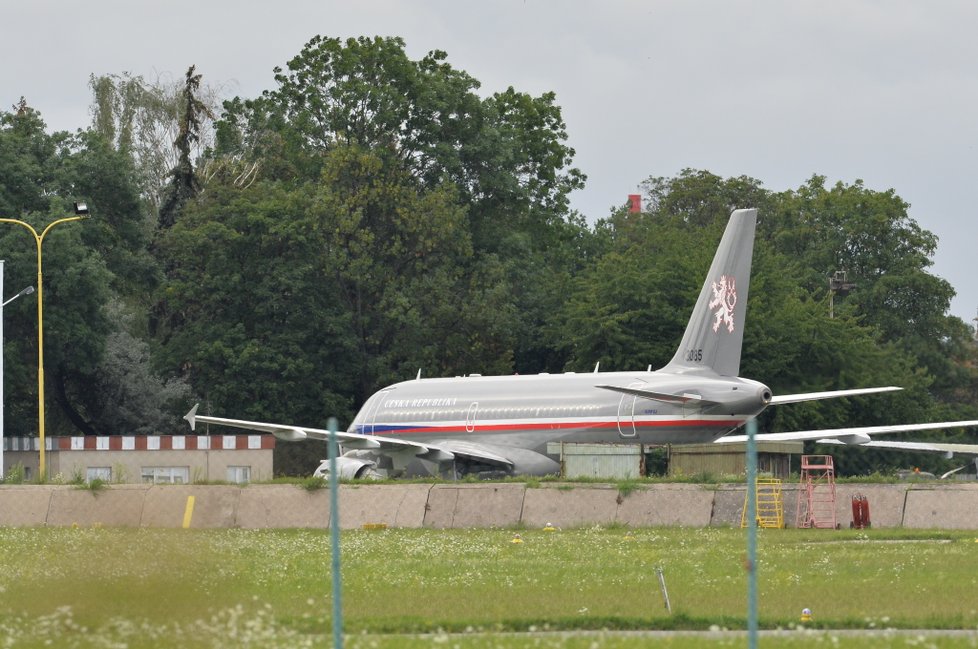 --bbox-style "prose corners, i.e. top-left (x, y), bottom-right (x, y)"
top-left (350, 371), bottom-right (773, 452)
